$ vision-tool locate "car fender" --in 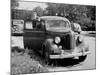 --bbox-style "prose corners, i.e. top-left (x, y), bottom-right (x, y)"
top-left (43, 38), bottom-right (53, 52)
top-left (77, 40), bottom-right (89, 52)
